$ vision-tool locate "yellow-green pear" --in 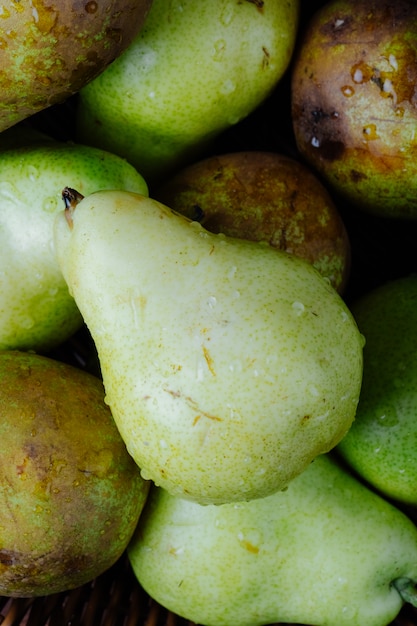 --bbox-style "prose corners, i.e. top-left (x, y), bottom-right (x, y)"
top-left (54, 188), bottom-right (363, 505)
top-left (128, 454), bottom-right (417, 626)
top-left (337, 275), bottom-right (417, 505)
top-left (0, 139), bottom-right (148, 352)
top-left (76, 0), bottom-right (300, 183)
